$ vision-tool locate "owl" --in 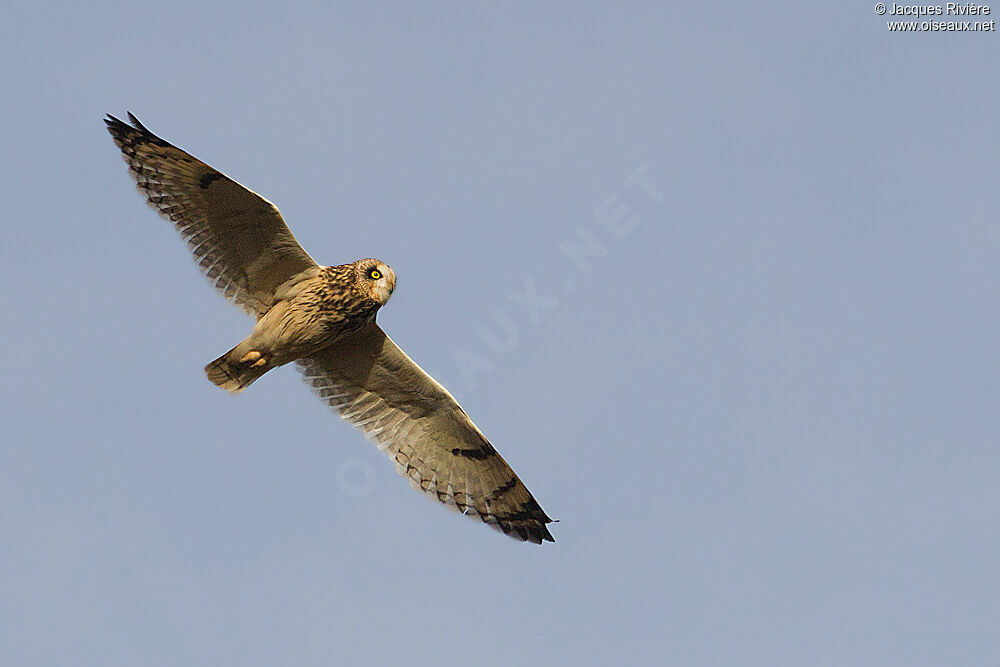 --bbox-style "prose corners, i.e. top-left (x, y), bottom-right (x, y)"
top-left (106, 113), bottom-right (554, 544)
